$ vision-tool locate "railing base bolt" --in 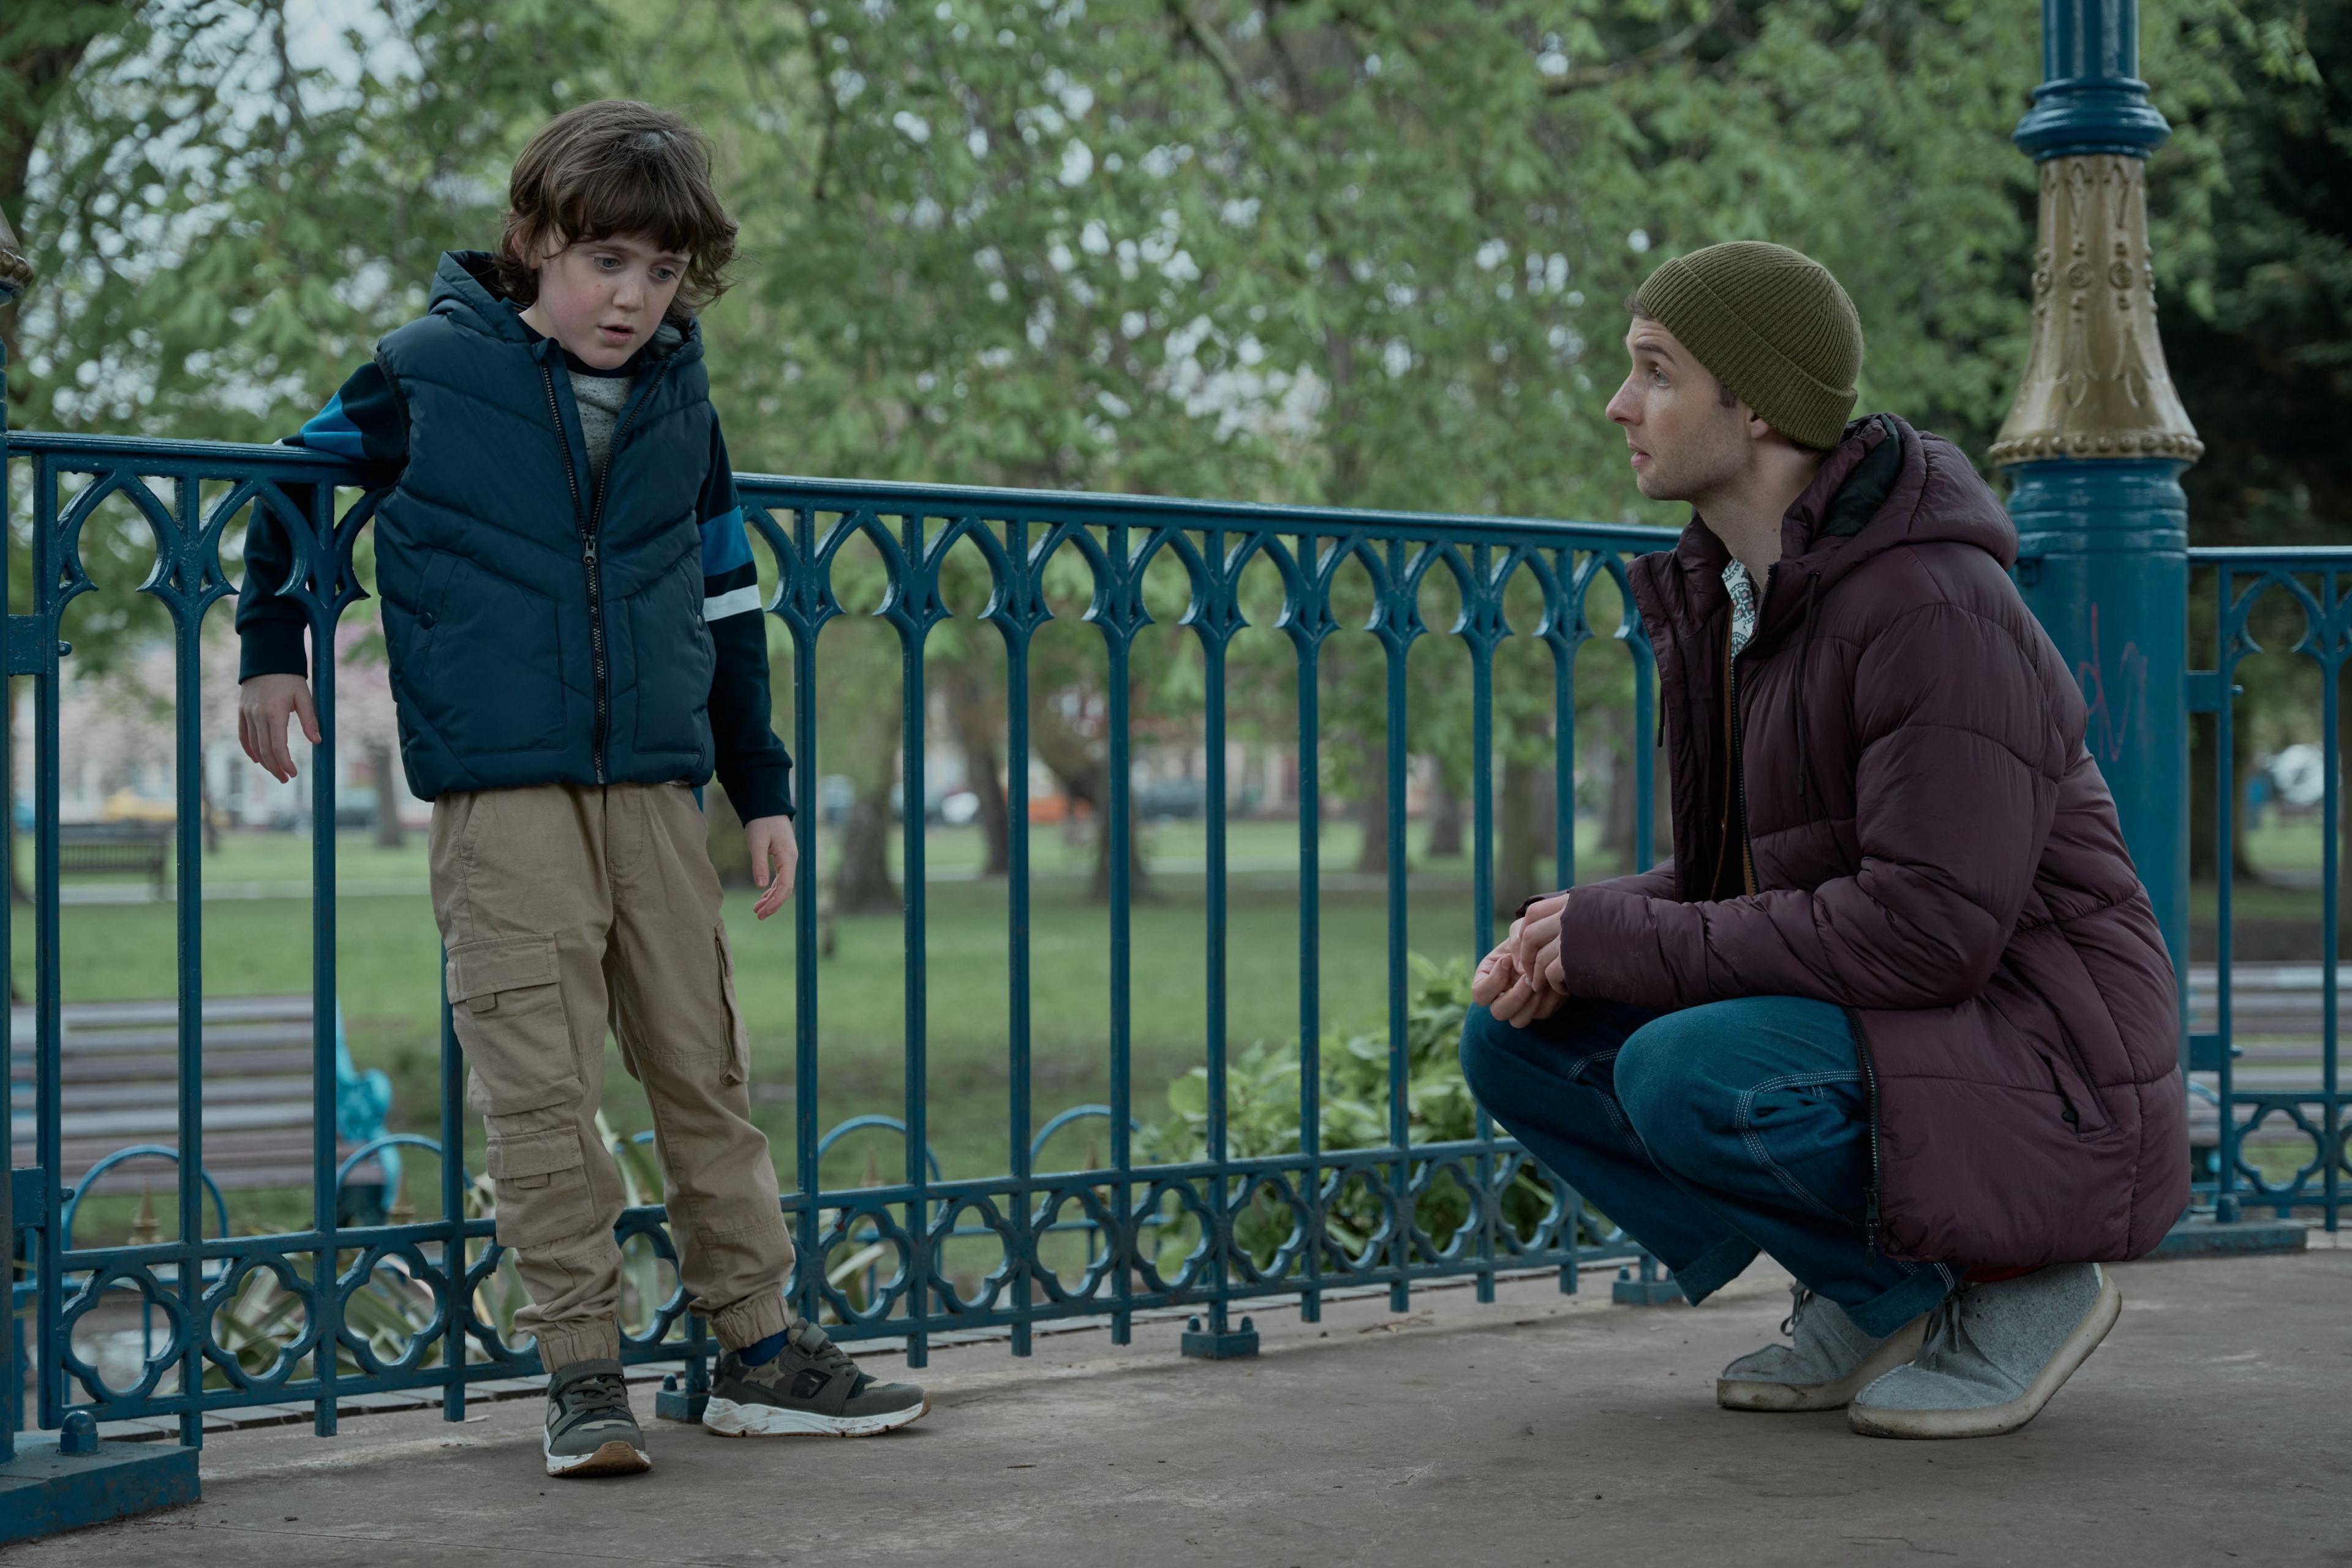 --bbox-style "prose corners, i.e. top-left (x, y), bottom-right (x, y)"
top-left (1180, 1314), bottom-right (1259, 1360)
